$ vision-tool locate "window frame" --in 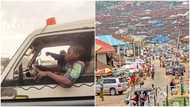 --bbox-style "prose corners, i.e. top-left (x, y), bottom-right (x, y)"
top-left (1, 29), bottom-right (95, 87)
